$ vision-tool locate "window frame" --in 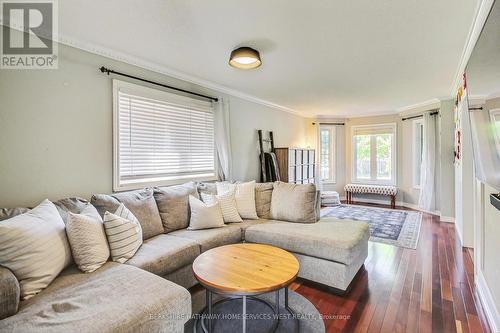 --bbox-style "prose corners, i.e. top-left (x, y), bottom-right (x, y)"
top-left (318, 124), bottom-right (336, 183)
top-left (351, 123), bottom-right (397, 186)
top-left (112, 80), bottom-right (218, 191)
top-left (413, 119), bottom-right (424, 189)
